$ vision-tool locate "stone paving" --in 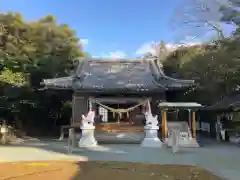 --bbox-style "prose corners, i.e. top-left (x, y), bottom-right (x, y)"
top-left (0, 138), bottom-right (240, 180)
